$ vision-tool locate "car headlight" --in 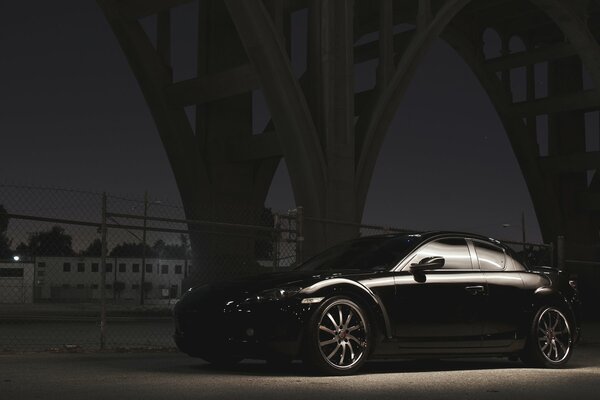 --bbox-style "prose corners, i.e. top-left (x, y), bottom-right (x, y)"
top-left (244, 287), bottom-right (302, 303)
